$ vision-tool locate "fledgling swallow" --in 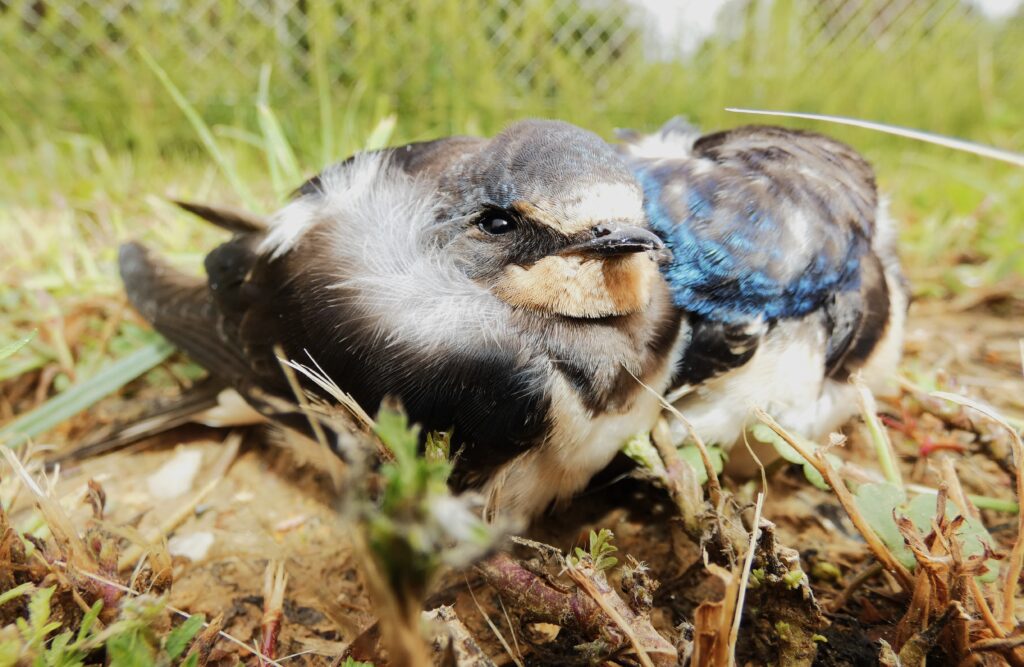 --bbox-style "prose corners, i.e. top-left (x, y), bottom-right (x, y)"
top-left (621, 118), bottom-right (907, 450)
top-left (118, 120), bottom-right (683, 518)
